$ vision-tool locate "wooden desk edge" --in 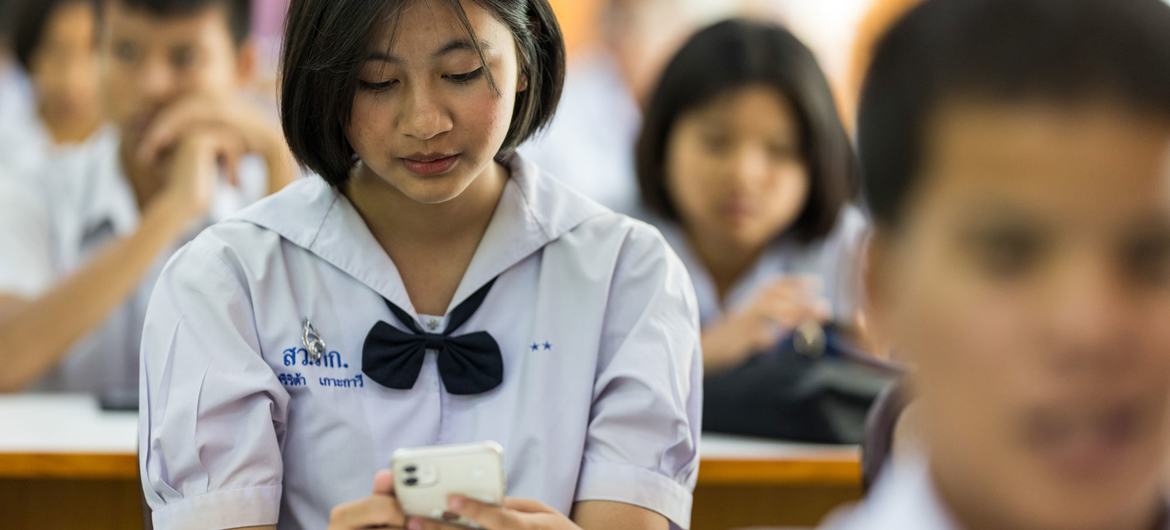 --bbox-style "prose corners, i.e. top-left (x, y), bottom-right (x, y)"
top-left (698, 457), bottom-right (861, 486)
top-left (0, 453), bottom-right (861, 486)
top-left (0, 452), bottom-right (138, 480)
